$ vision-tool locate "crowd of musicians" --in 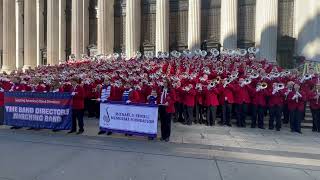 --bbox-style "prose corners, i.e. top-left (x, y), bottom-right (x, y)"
top-left (0, 48), bottom-right (319, 142)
